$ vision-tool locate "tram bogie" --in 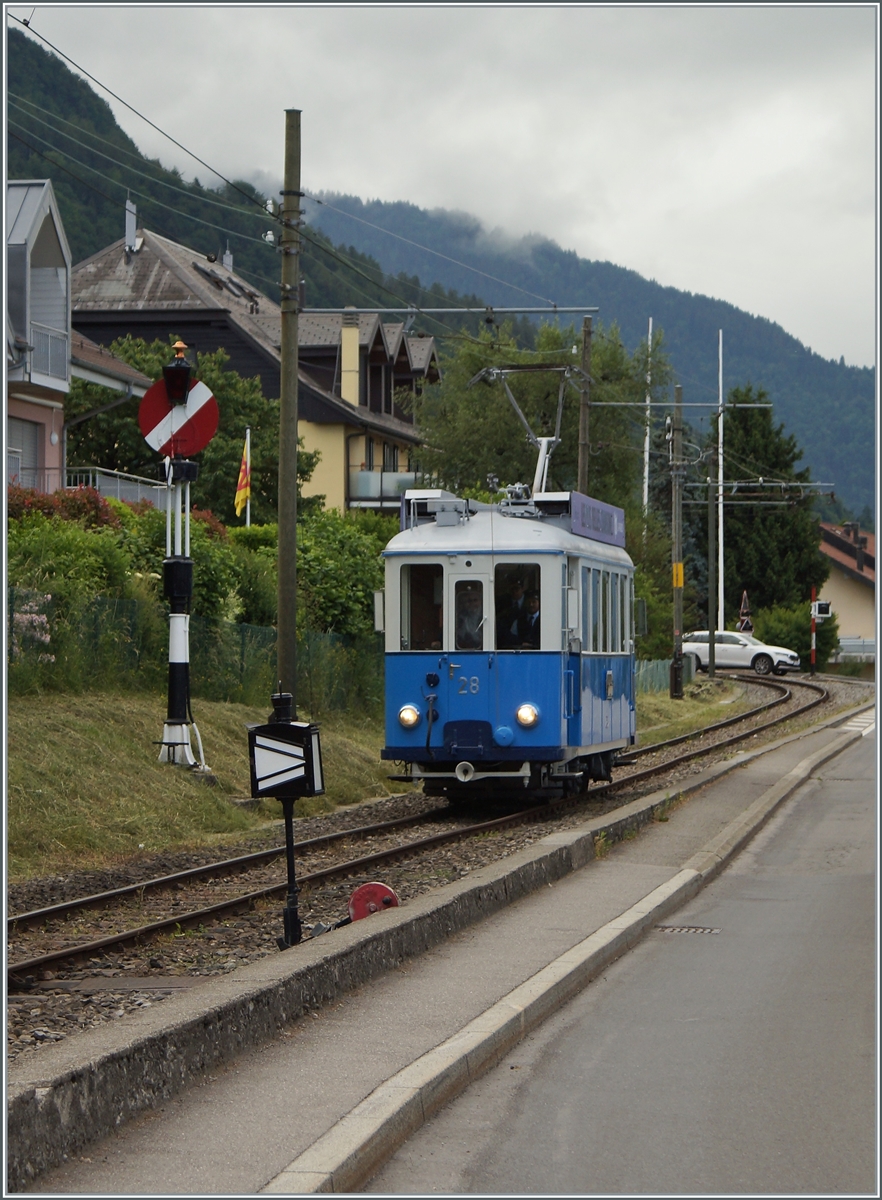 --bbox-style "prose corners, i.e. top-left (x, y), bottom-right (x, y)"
top-left (379, 486), bottom-right (637, 802)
